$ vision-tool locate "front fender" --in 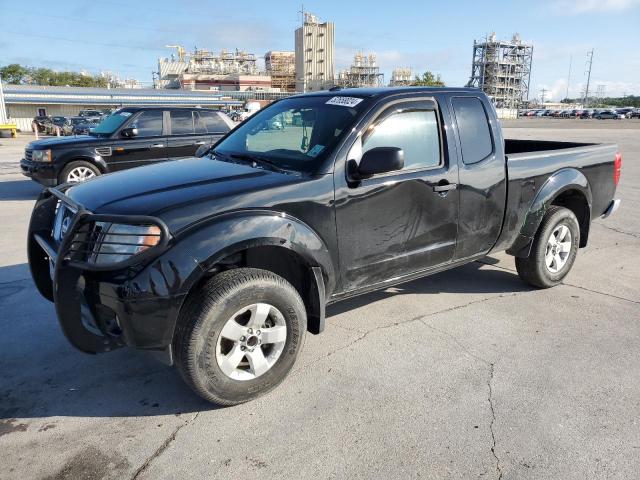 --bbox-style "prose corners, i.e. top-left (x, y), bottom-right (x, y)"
top-left (507, 168), bottom-right (592, 256)
top-left (176, 210), bottom-right (336, 292)
top-left (58, 150), bottom-right (108, 173)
